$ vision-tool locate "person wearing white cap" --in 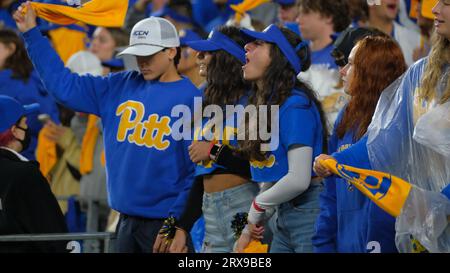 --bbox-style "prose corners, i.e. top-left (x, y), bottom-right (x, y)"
top-left (14, 3), bottom-right (201, 253)
top-left (0, 95), bottom-right (68, 253)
